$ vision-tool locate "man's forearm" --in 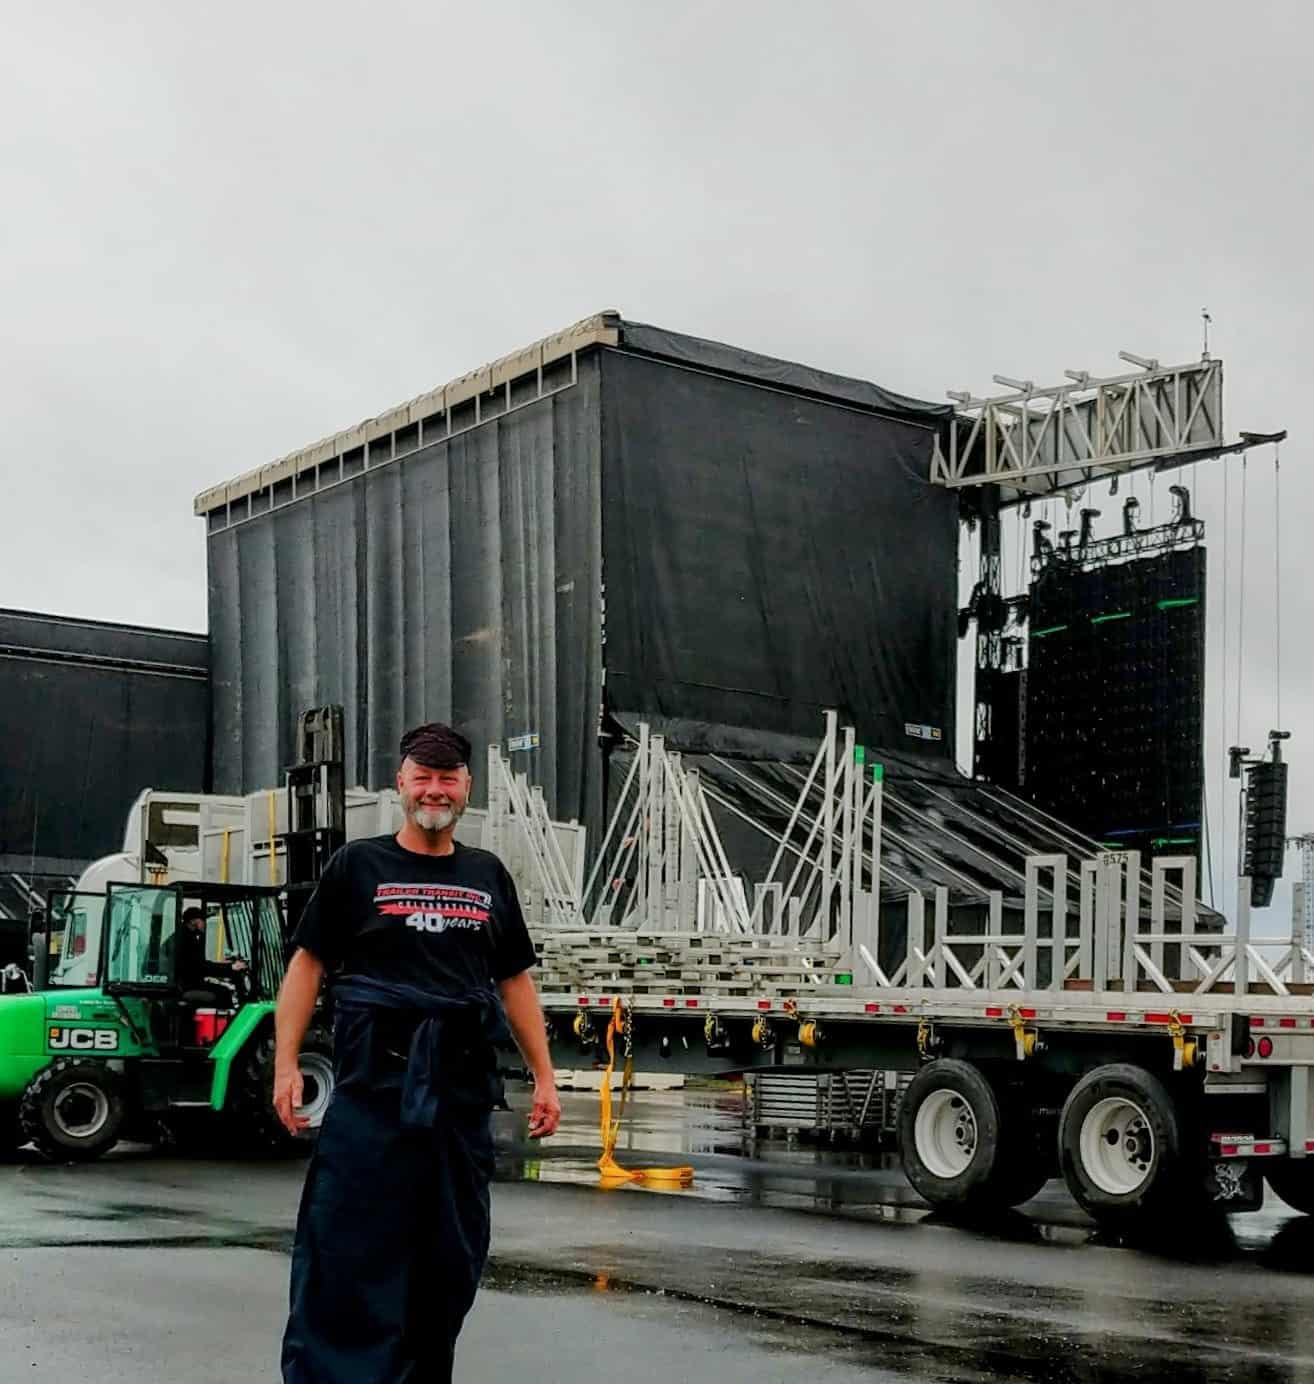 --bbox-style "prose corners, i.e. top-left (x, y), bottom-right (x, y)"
top-left (275, 949), bottom-right (325, 1071)
top-left (497, 970), bottom-right (555, 1084)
